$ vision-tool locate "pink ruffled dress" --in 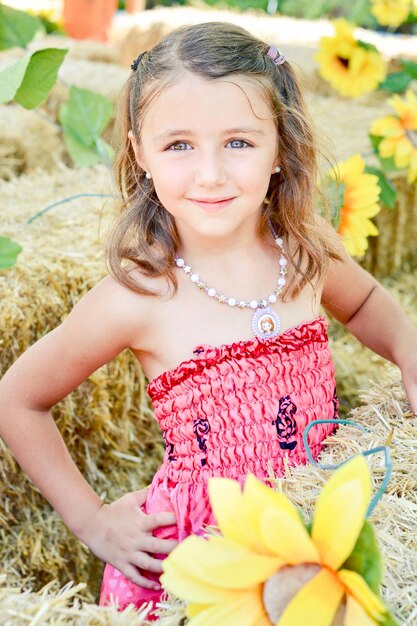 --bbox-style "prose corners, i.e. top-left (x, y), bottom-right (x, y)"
top-left (99, 316), bottom-right (338, 617)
